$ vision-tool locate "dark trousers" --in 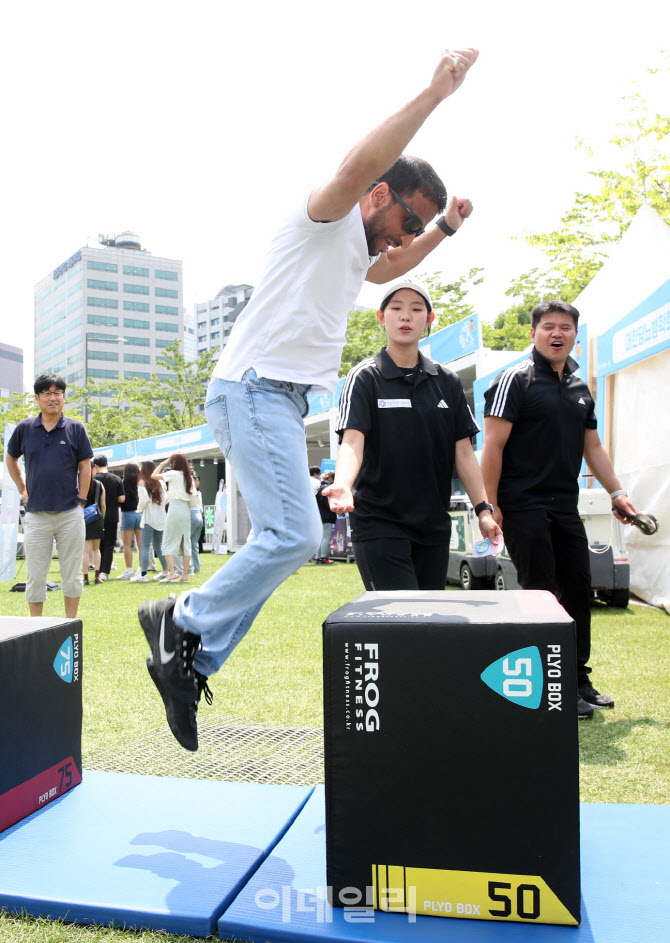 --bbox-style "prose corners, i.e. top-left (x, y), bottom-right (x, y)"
top-left (502, 508), bottom-right (592, 684)
top-left (99, 519), bottom-right (119, 575)
top-left (353, 537), bottom-right (450, 591)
